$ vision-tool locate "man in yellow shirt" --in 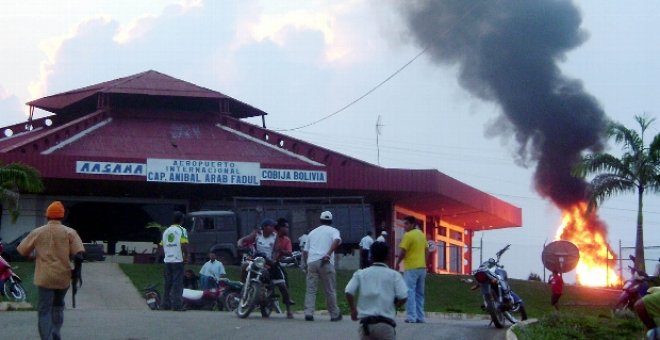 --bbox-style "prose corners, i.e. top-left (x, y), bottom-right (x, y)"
top-left (395, 216), bottom-right (427, 323)
top-left (17, 201), bottom-right (85, 340)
